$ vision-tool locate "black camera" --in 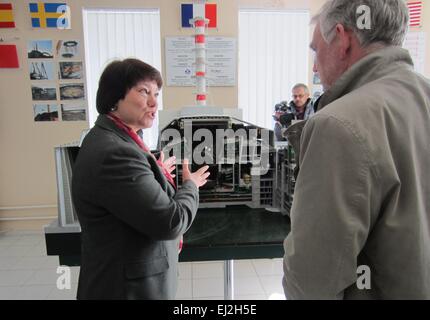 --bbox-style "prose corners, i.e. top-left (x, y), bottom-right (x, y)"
top-left (274, 102), bottom-right (288, 112)
top-left (273, 102), bottom-right (294, 126)
top-left (273, 102), bottom-right (288, 121)
top-left (279, 113), bottom-right (295, 126)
